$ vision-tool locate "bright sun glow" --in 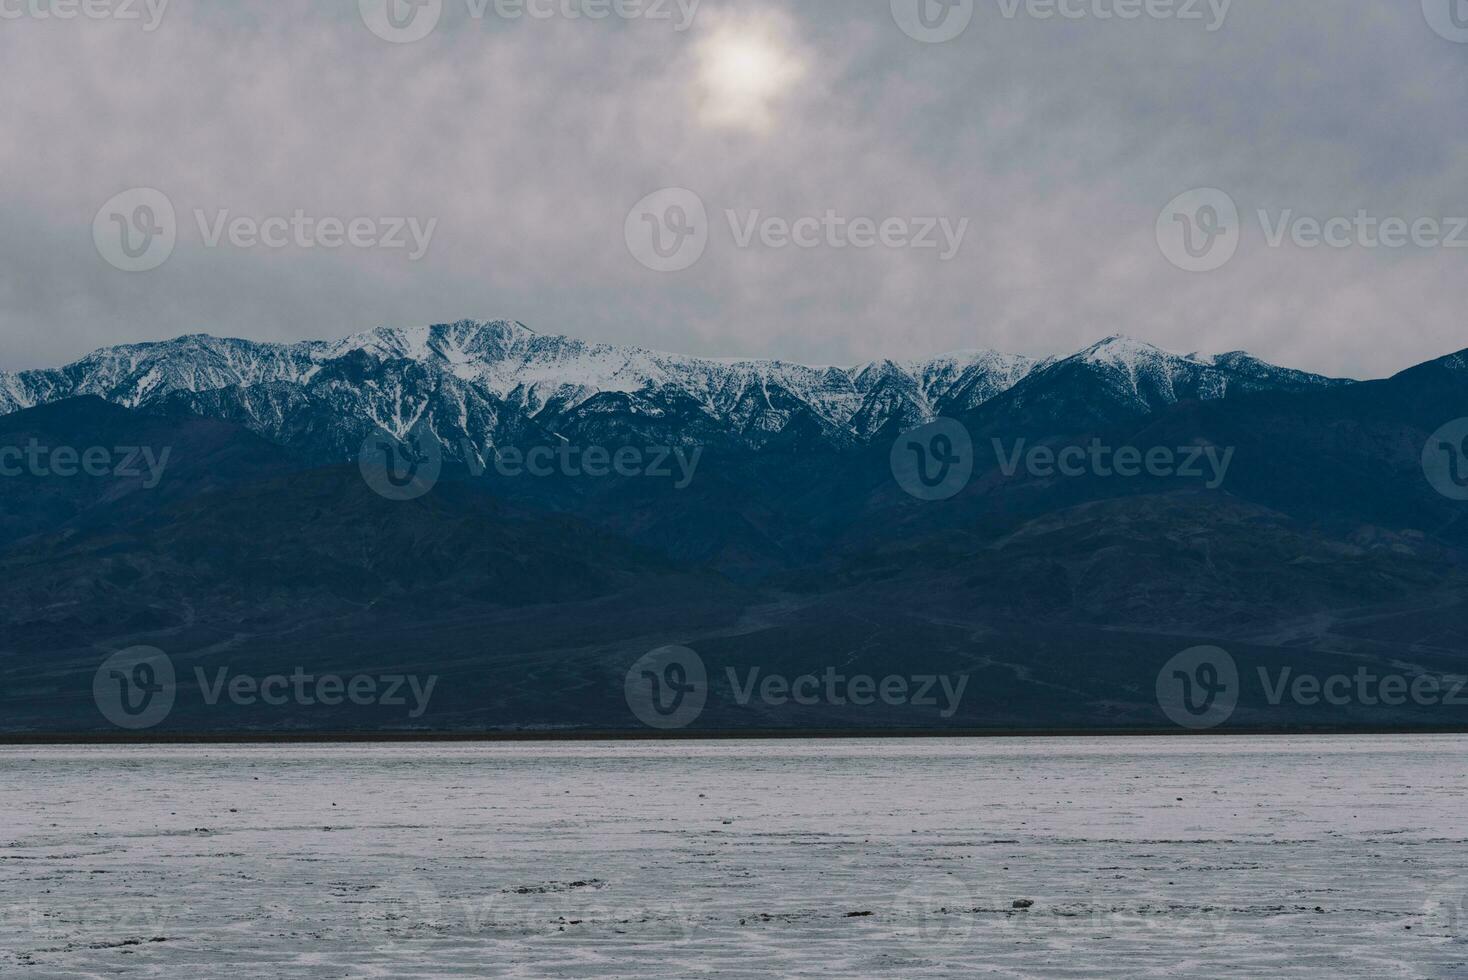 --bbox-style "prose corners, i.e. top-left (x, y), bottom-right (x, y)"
top-left (696, 23), bottom-right (805, 132)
